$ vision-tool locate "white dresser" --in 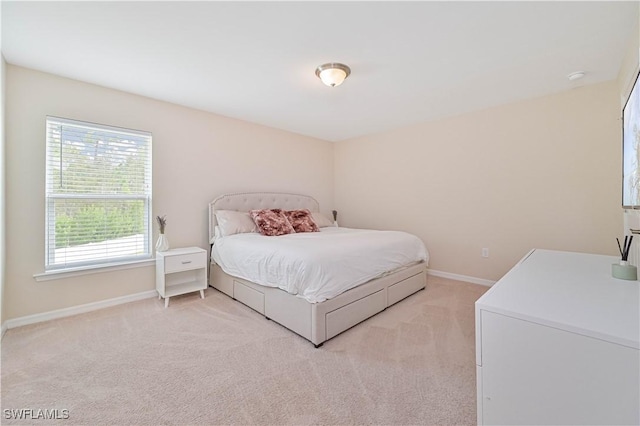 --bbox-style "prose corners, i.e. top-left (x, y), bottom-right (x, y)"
top-left (475, 249), bottom-right (639, 425)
